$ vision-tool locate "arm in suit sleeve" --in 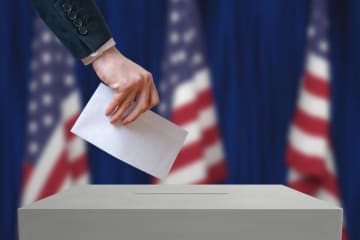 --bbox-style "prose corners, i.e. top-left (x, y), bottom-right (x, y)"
top-left (28, 0), bottom-right (113, 59)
